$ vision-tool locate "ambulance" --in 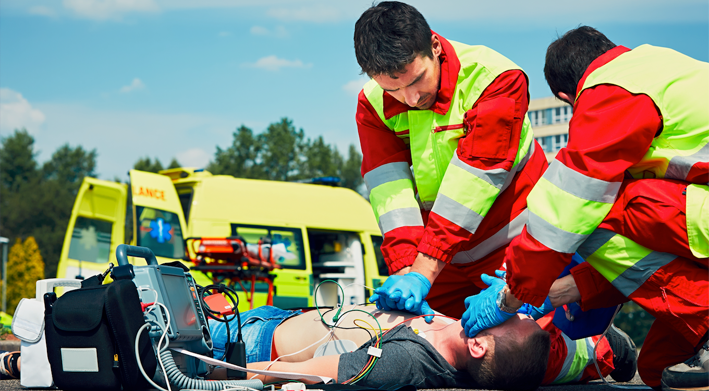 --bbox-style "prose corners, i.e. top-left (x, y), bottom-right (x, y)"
top-left (56, 168), bottom-right (390, 311)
